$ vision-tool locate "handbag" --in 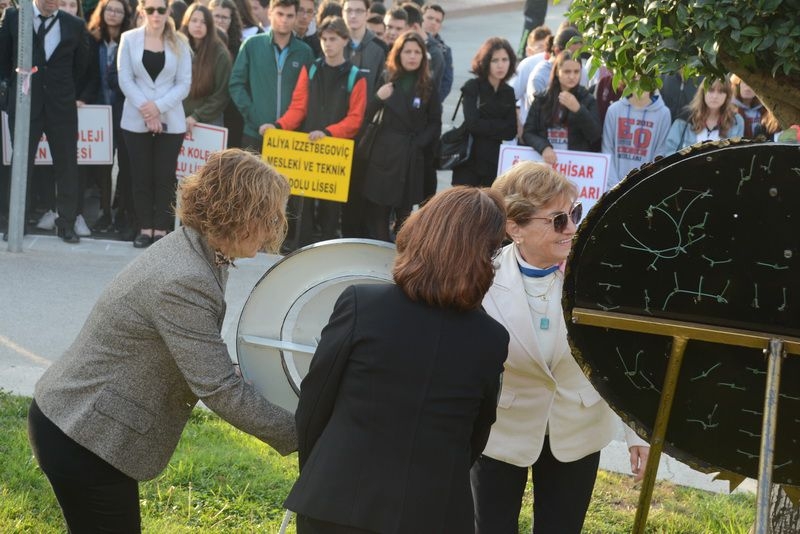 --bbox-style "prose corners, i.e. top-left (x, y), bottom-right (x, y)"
top-left (355, 106), bottom-right (384, 161)
top-left (438, 94), bottom-right (473, 171)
